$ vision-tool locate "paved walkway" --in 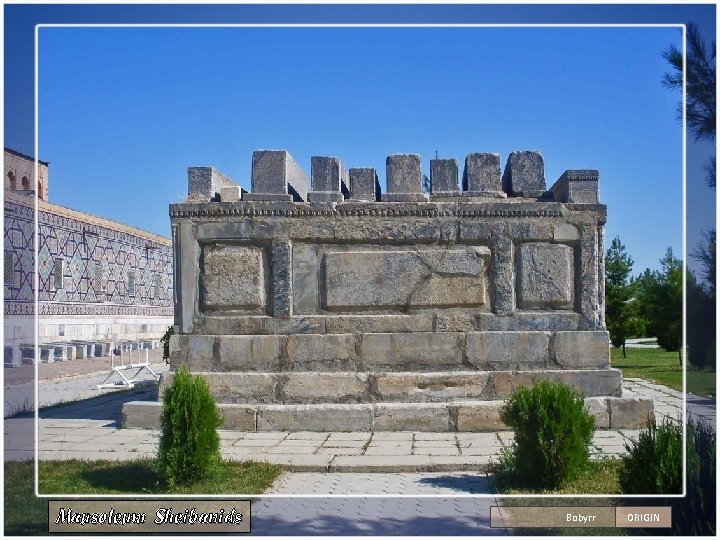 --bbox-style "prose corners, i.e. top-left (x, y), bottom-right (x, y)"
top-left (4, 370), bottom-right (712, 535)
top-left (5, 377), bottom-right (691, 473)
top-left (251, 496), bottom-right (504, 535)
top-left (4, 350), bottom-right (168, 416)
top-left (687, 393), bottom-right (716, 429)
